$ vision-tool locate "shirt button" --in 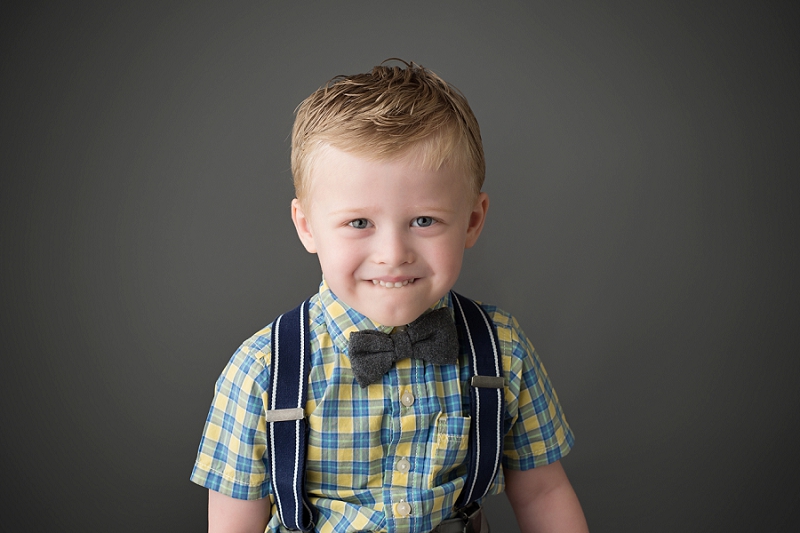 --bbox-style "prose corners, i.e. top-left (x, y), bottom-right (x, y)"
top-left (396, 457), bottom-right (411, 473)
top-left (400, 390), bottom-right (415, 407)
top-left (396, 500), bottom-right (412, 517)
